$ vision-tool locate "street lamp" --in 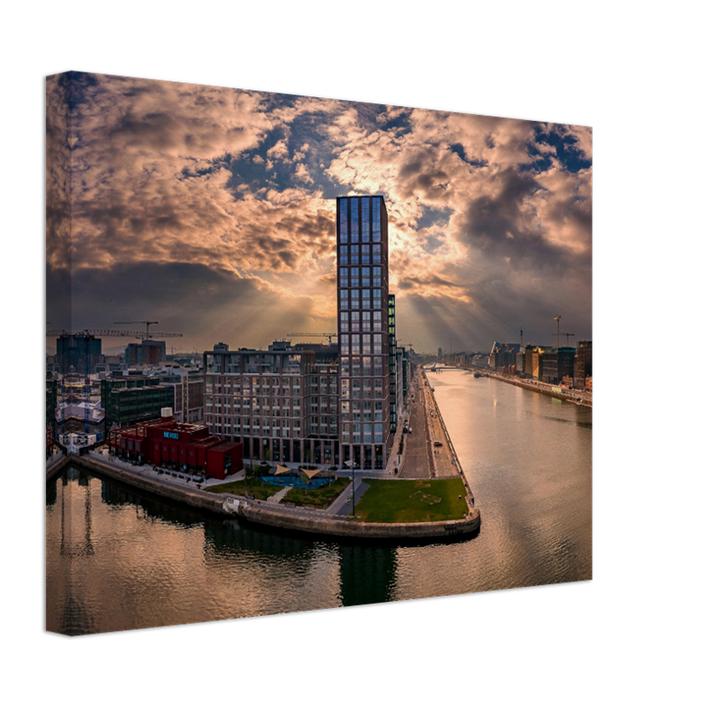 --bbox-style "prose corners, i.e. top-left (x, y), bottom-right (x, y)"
top-left (344, 459), bottom-right (357, 515)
